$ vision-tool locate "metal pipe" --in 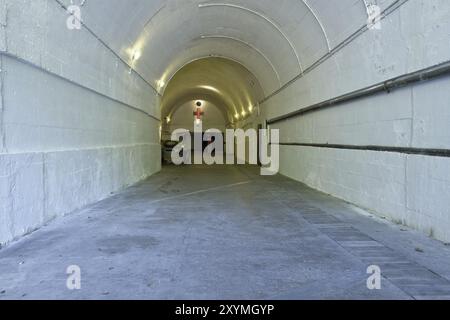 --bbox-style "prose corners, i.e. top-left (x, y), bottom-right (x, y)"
top-left (260, 0), bottom-right (410, 104)
top-left (267, 60), bottom-right (450, 125)
top-left (276, 143), bottom-right (450, 158)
